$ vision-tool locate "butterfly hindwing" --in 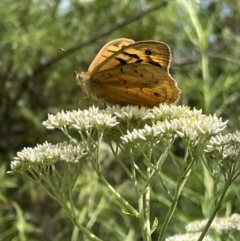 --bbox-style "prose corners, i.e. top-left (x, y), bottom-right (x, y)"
top-left (89, 64), bottom-right (180, 107)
